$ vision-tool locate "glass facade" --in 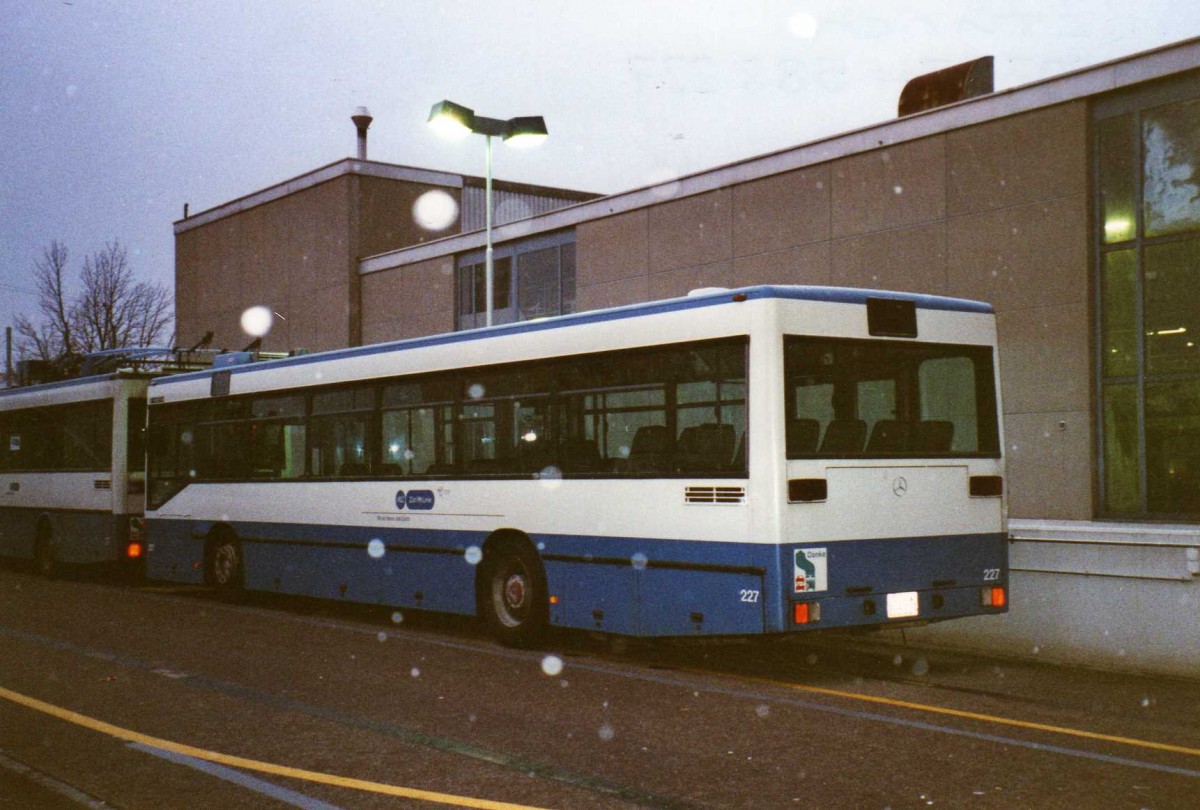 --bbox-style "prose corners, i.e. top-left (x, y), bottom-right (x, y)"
top-left (456, 231), bottom-right (576, 329)
top-left (1095, 73), bottom-right (1200, 518)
